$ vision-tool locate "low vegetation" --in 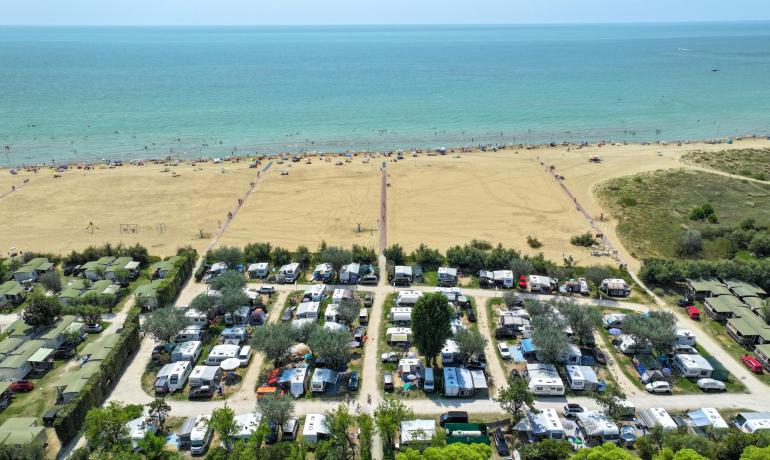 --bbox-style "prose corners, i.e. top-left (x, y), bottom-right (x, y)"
top-left (597, 169), bottom-right (770, 259)
top-left (683, 148), bottom-right (770, 181)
